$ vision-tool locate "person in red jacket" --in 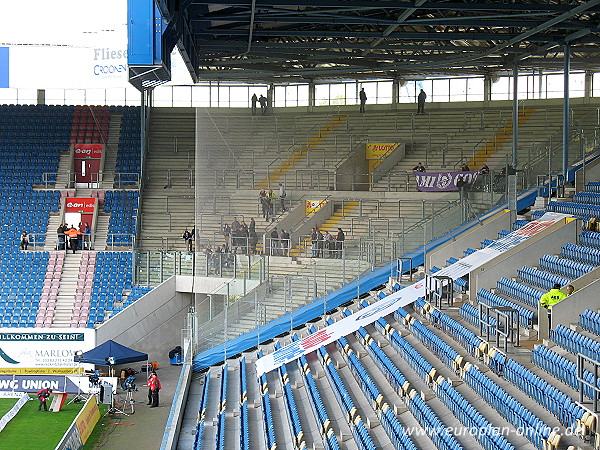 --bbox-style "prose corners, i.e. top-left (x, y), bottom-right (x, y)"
top-left (146, 372), bottom-right (162, 407)
top-left (37, 388), bottom-right (53, 412)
